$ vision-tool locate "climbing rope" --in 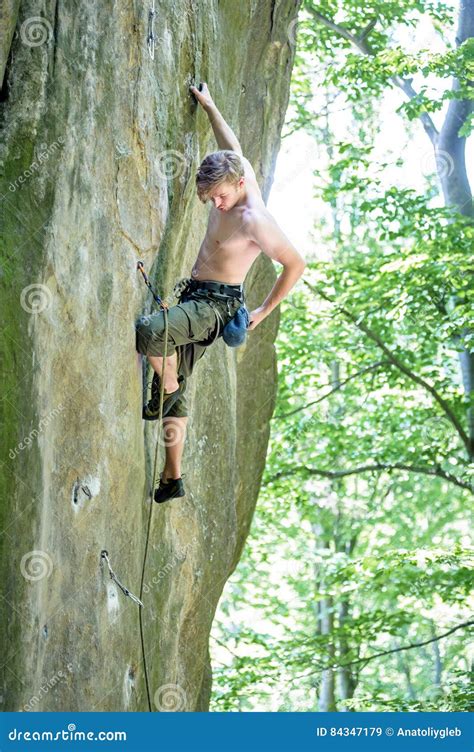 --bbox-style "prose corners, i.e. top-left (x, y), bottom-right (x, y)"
top-left (134, 265), bottom-right (228, 710)
top-left (137, 260), bottom-right (169, 712)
